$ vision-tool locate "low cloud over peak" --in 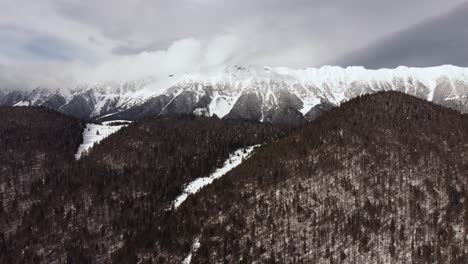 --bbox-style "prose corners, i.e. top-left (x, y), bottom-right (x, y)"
top-left (0, 0), bottom-right (467, 90)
